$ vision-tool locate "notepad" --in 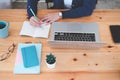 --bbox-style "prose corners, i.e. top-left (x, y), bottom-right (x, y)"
top-left (20, 21), bottom-right (50, 38)
top-left (14, 43), bottom-right (42, 74)
top-left (21, 45), bottom-right (39, 68)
